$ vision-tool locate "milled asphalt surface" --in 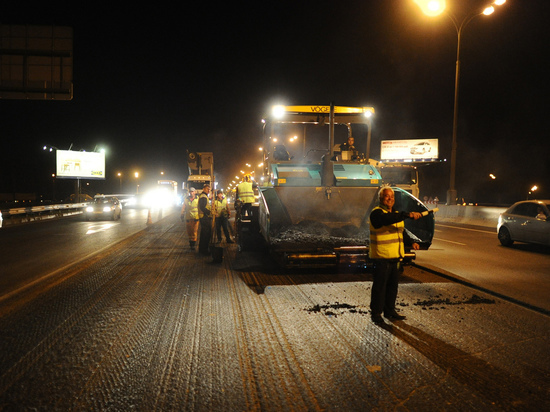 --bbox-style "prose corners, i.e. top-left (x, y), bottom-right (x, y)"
top-left (0, 212), bottom-right (548, 411)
